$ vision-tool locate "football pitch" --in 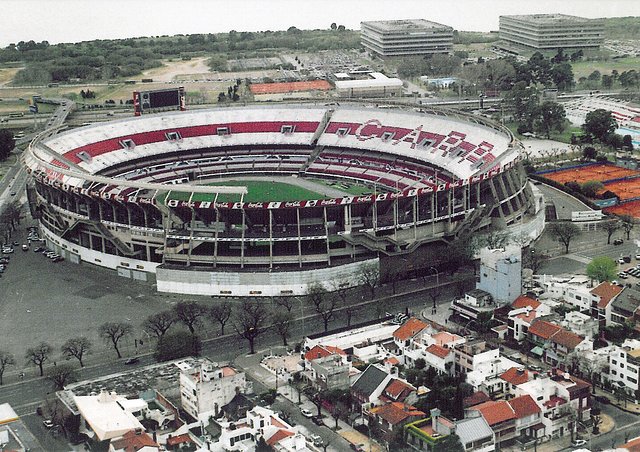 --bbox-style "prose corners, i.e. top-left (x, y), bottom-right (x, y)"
top-left (164, 180), bottom-right (327, 203)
